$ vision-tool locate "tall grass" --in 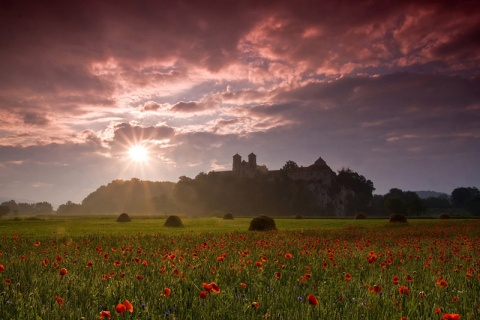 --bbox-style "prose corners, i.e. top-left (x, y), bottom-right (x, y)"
top-left (0, 218), bottom-right (478, 319)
